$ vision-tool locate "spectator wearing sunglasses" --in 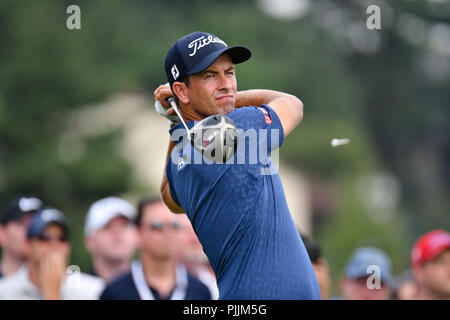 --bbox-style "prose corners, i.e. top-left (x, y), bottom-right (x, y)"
top-left (99, 198), bottom-right (212, 300)
top-left (0, 207), bottom-right (104, 299)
